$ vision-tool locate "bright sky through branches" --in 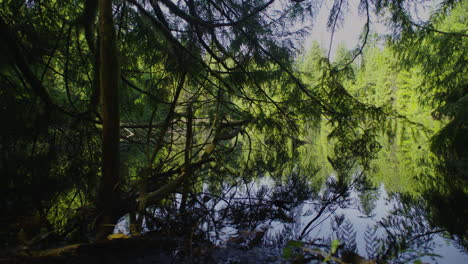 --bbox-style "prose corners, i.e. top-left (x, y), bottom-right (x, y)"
top-left (305, 0), bottom-right (439, 60)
